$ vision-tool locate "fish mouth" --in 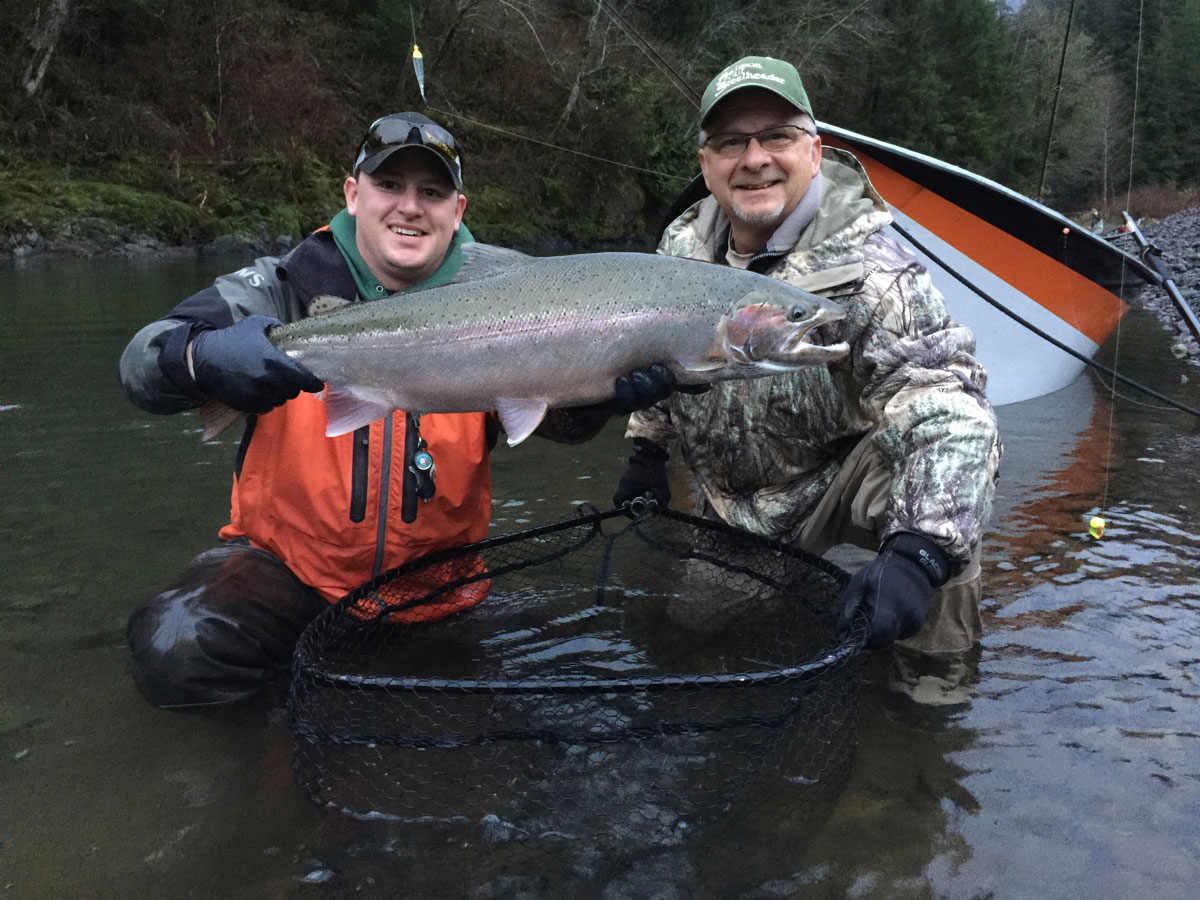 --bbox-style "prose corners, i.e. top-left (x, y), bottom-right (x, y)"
top-left (724, 299), bottom-right (849, 369)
